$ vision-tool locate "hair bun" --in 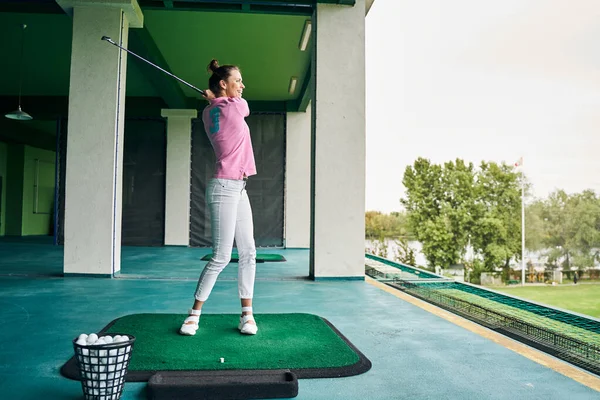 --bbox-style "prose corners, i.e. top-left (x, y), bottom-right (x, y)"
top-left (208, 59), bottom-right (220, 73)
